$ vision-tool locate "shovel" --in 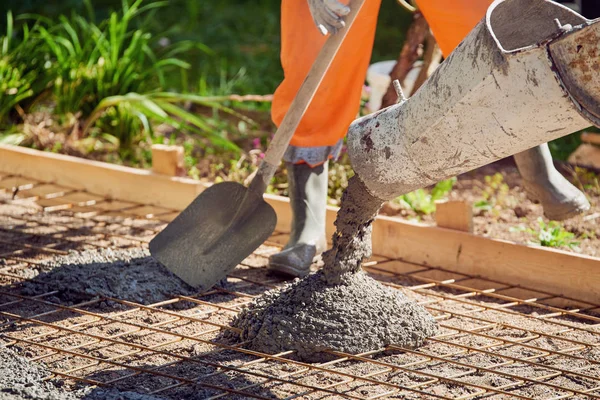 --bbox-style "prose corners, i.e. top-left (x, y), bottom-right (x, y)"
top-left (149, 0), bottom-right (366, 290)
